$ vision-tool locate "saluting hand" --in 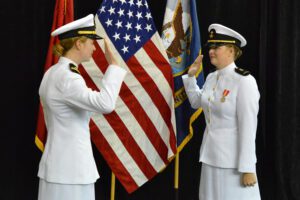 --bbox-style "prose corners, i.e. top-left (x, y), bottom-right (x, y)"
top-left (188, 54), bottom-right (203, 77)
top-left (104, 38), bottom-right (119, 66)
top-left (242, 173), bottom-right (257, 187)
